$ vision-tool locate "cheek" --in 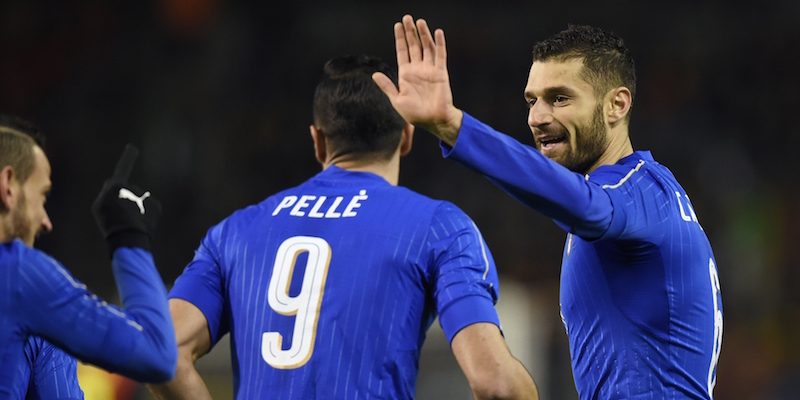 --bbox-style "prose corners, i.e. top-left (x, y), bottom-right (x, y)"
top-left (27, 198), bottom-right (47, 222)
